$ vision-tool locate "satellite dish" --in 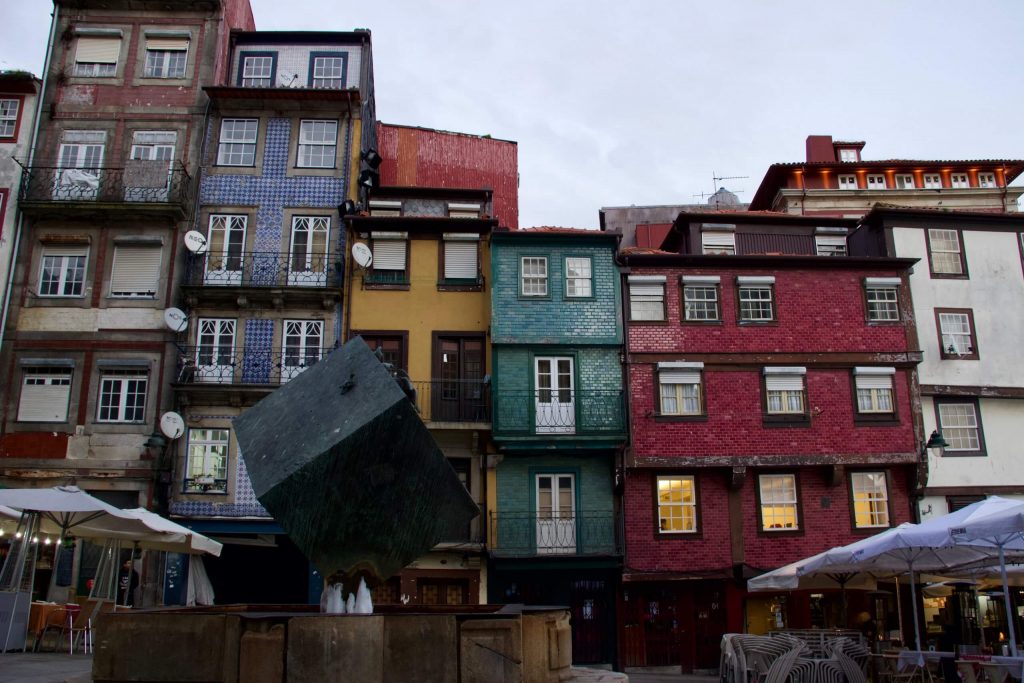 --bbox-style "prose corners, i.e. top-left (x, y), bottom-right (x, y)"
top-left (163, 307), bottom-right (188, 332)
top-left (184, 231), bottom-right (208, 254)
top-left (352, 243), bottom-right (373, 268)
top-left (159, 412), bottom-right (185, 440)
